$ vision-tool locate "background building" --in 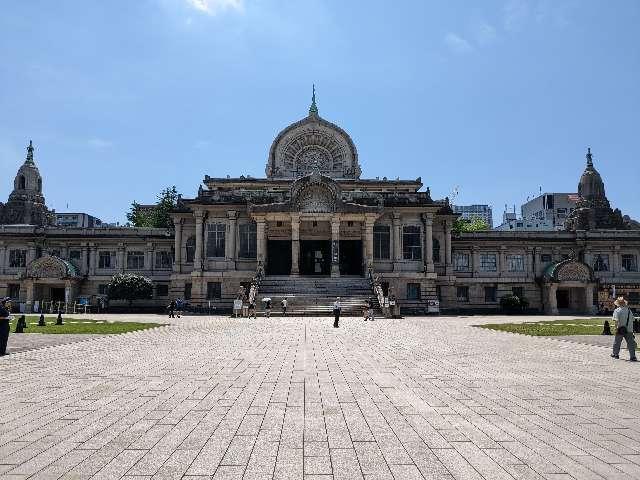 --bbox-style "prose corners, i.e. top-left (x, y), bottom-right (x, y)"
top-left (495, 193), bottom-right (579, 231)
top-left (453, 204), bottom-right (493, 227)
top-left (55, 213), bottom-right (103, 228)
